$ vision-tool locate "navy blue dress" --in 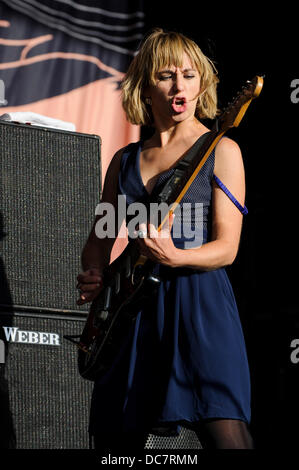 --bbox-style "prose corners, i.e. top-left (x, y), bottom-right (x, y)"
top-left (89, 139), bottom-right (251, 436)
